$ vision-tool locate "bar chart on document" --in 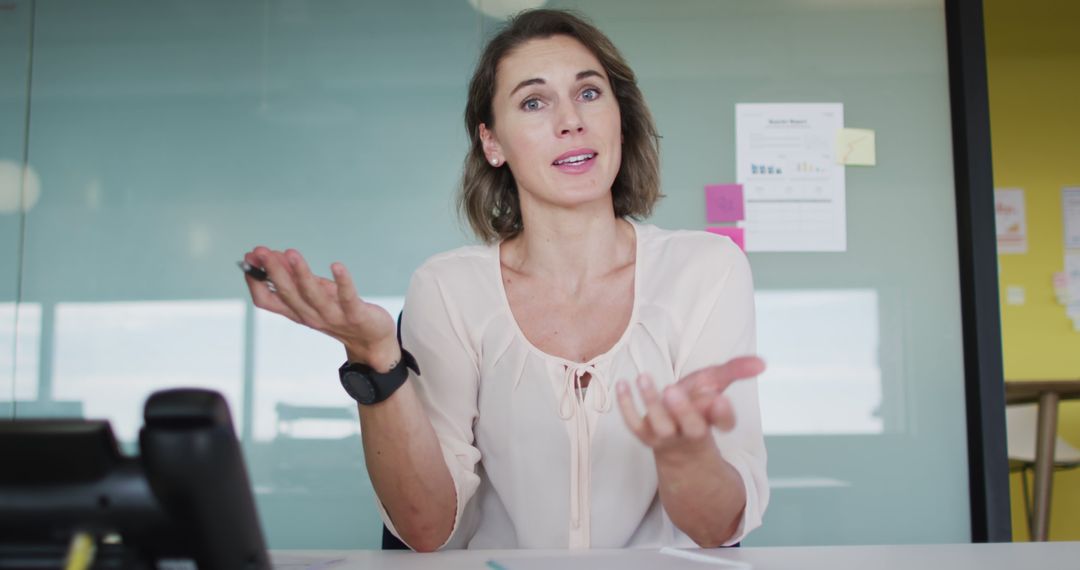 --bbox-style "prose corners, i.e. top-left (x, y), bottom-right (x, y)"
top-left (735, 103), bottom-right (846, 252)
